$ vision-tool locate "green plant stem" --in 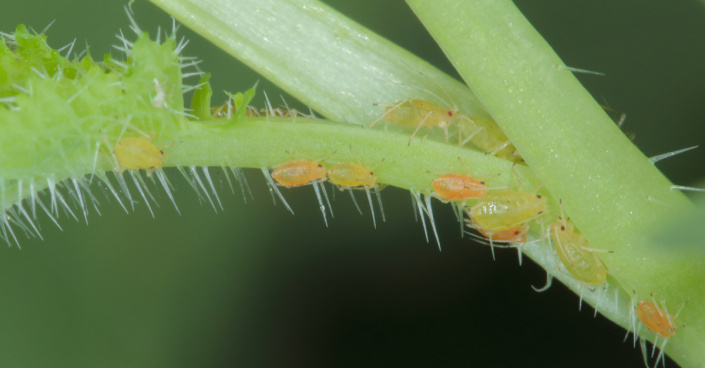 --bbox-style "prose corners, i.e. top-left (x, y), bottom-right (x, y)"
top-left (405, 0), bottom-right (703, 366)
